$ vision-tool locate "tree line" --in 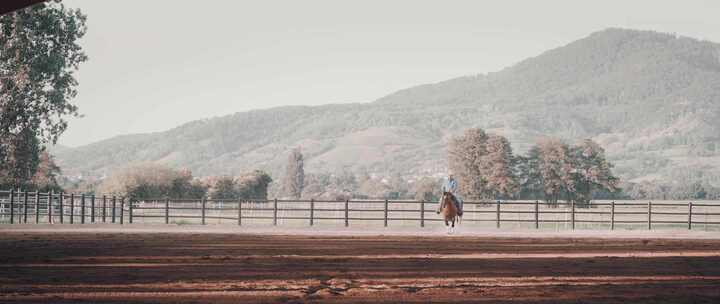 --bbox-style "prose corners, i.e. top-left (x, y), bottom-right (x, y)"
top-left (278, 129), bottom-right (619, 207)
top-left (449, 128), bottom-right (618, 206)
top-left (95, 163), bottom-right (273, 200)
